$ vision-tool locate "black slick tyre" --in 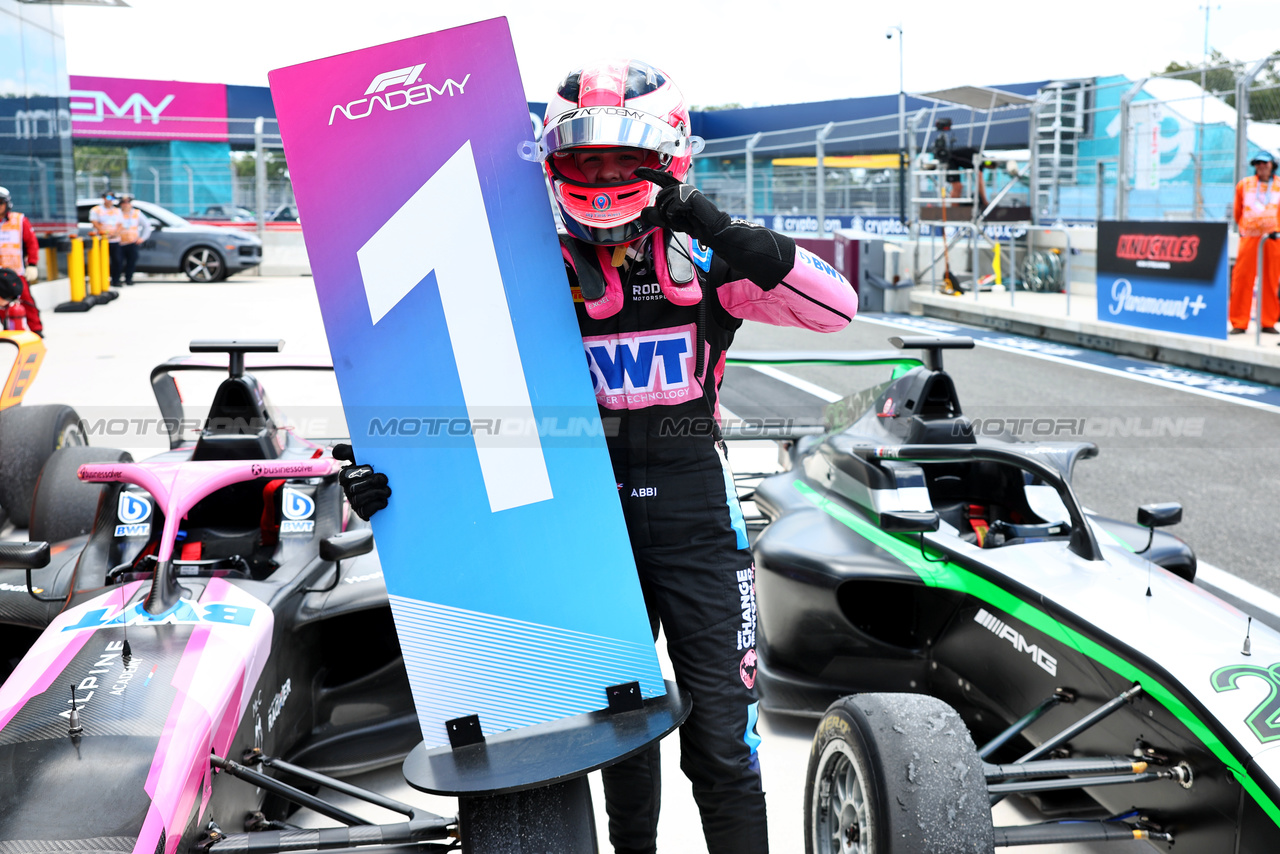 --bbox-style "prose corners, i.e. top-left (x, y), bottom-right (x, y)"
top-left (30, 446), bottom-right (131, 544)
top-left (0, 404), bottom-right (88, 528)
top-left (804, 693), bottom-right (993, 854)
